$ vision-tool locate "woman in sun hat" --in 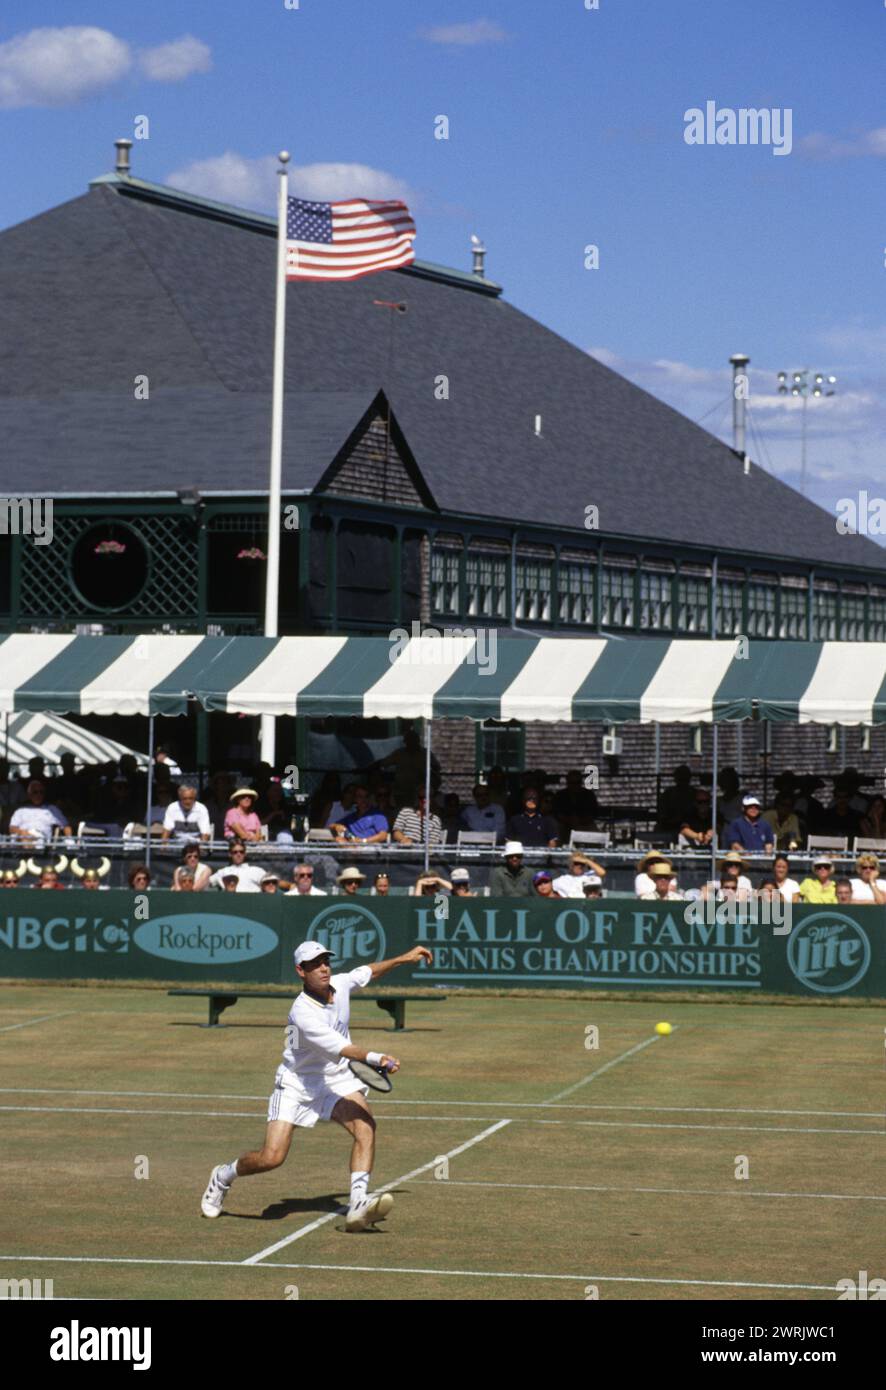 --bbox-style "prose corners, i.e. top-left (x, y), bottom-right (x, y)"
top-left (635, 850), bottom-right (674, 897)
top-left (337, 865), bottom-right (366, 895)
top-left (224, 788), bottom-right (263, 843)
